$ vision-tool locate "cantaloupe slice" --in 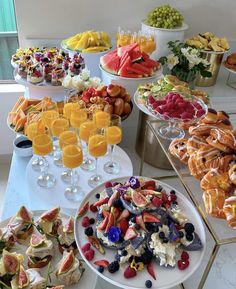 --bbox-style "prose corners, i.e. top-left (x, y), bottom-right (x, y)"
top-left (11, 96), bottom-right (25, 113)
